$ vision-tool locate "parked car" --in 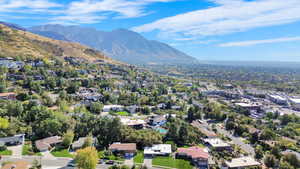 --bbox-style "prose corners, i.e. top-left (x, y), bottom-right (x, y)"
top-left (67, 163), bottom-right (76, 167)
top-left (105, 160), bottom-right (115, 165)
